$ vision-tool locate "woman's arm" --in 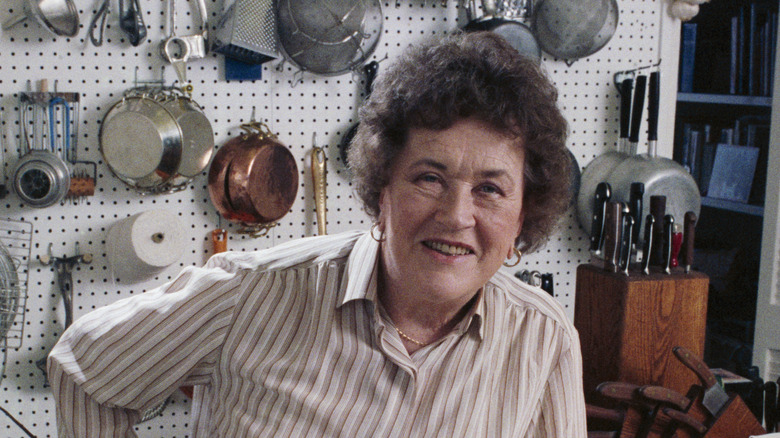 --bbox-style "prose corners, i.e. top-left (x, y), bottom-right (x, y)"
top-left (47, 264), bottom-right (246, 437)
